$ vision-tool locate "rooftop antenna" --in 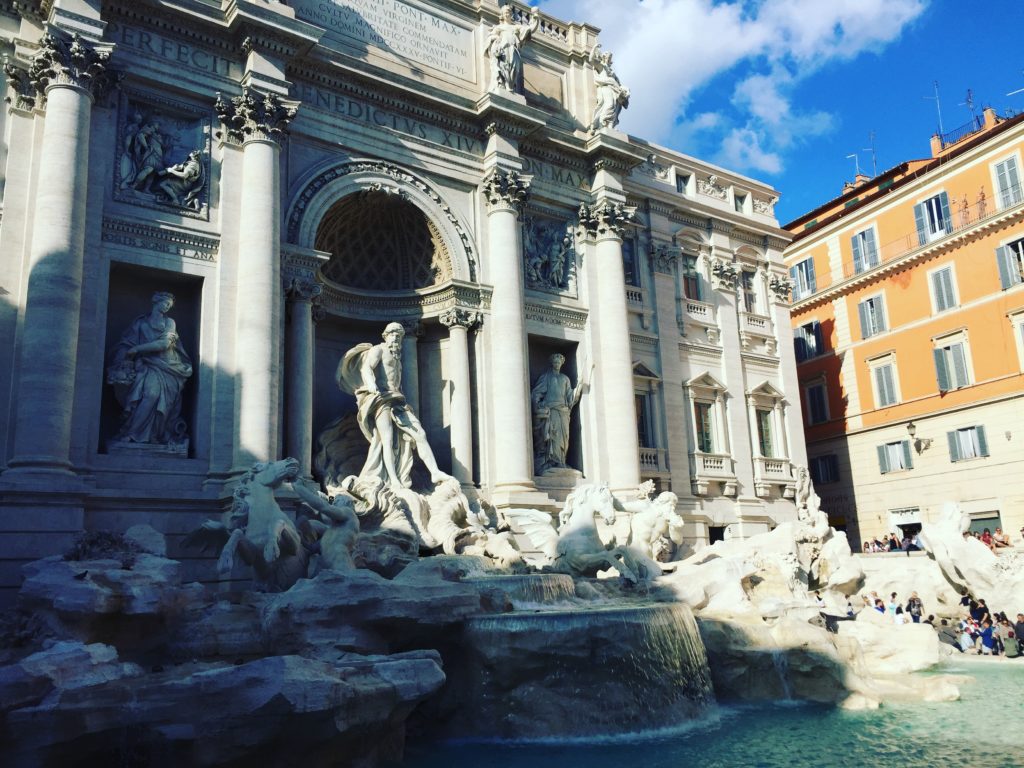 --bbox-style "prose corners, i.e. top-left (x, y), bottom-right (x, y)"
top-left (863, 130), bottom-right (878, 178)
top-left (846, 152), bottom-right (861, 178)
top-left (924, 80), bottom-right (945, 136)
top-left (959, 88), bottom-right (978, 126)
